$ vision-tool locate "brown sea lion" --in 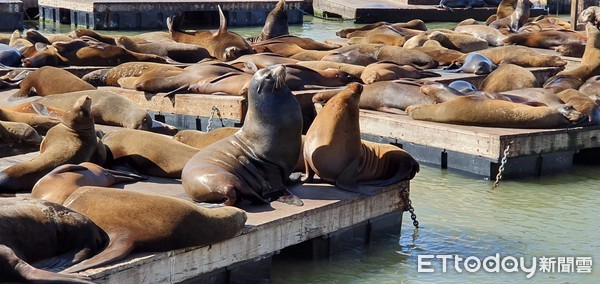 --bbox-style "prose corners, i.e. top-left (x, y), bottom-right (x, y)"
top-left (62, 186), bottom-right (247, 273)
top-left (168, 6), bottom-right (253, 61)
top-left (0, 197), bottom-right (106, 283)
top-left (579, 6), bottom-right (600, 26)
top-left (173, 127), bottom-right (240, 149)
top-left (555, 89), bottom-right (600, 124)
top-left (303, 83), bottom-right (419, 193)
top-left (68, 29), bottom-right (118, 45)
top-left (479, 63), bottom-right (540, 92)
top-left (337, 44), bottom-right (438, 69)
top-left (36, 90), bottom-right (155, 130)
top-left (0, 96), bottom-right (106, 193)
top-left (182, 65), bottom-right (303, 206)
top-left (502, 30), bottom-right (587, 49)
top-left (406, 95), bottom-right (570, 128)
top-left (314, 80), bottom-right (435, 114)
top-left (320, 49), bottom-right (377, 66)
top-left (82, 62), bottom-right (182, 87)
top-left (251, 41), bottom-right (332, 60)
top-left (413, 40), bottom-right (465, 66)
top-left (9, 66), bottom-right (96, 101)
top-left (489, 0), bottom-right (530, 32)
top-left (459, 45), bottom-right (566, 67)
top-left (22, 41), bottom-right (168, 68)
top-left (102, 129), bottom-right (199, 178)
top-left (456, 18), bottom-right (479, 27)
top-left (283, 64), bottom-right (363, 90)
top-left (116, 35), bottom-right (211, 63)
top-left (346, 26), bottom-right (406, 39)
top-left (261, 0), bottom-right (289, 41)
top-left (259, 35), bottom-right (340, 50)
top-left (296, 61), bottom-right (365, 78)
top-left (555, 24), bottom-right (600, 82)
top-left (0, 107), bottom-right (60, 135)
top-left (420, 81), bottom-right (469, 102)
top-left (1, 101), bottom-right (64, 118)
top-left (361, 62), bottom-right (440, 84)
top-left (336, 19), bottom-right (427, 38)
top-left (555, 43), bottom-right (585, 58)
top-left (228, 52), bottom-right (299, 69)
top-left (31, 162), bottom-right (144, 205)
top-left (0, 121), bottom-right (43, 145)
top-left (578, 75), bottom-right (600, 99)
top-left (495, 0), bottom-right (517, 20)
top-left (543, 75), bottom-right (585, 94)
top-left (347, 33), bottom-right (406, 47)
top-left (428, 31), bottom-right (488, 53)
top-left (454, 25), bottom-right (506, 47)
